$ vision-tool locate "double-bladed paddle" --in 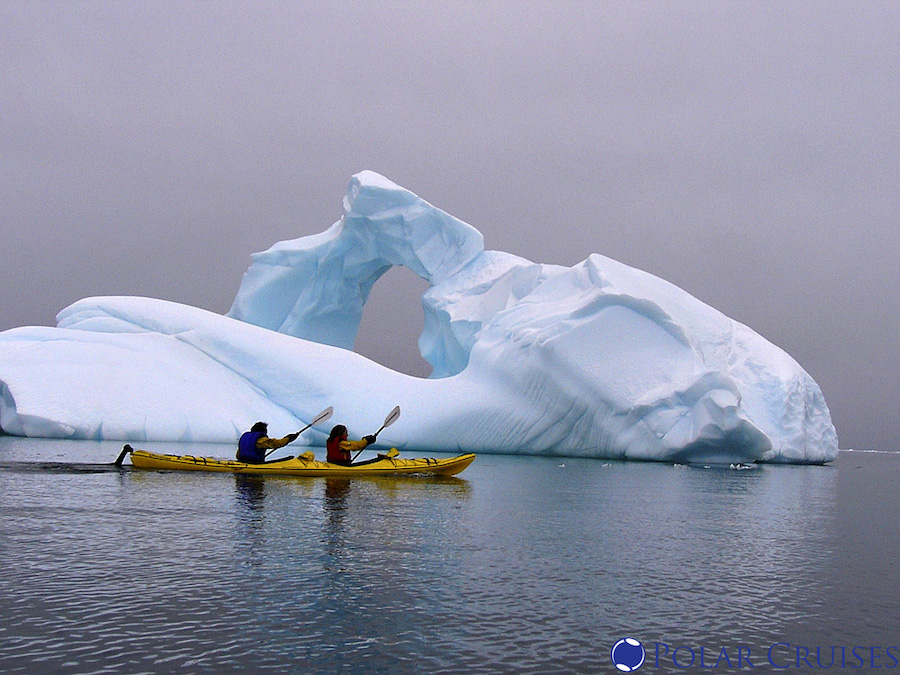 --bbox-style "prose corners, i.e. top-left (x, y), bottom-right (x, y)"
top-left (113, 407), bottom-right (335, 467)
top-left (352, 405), bottom-right (401, 461)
